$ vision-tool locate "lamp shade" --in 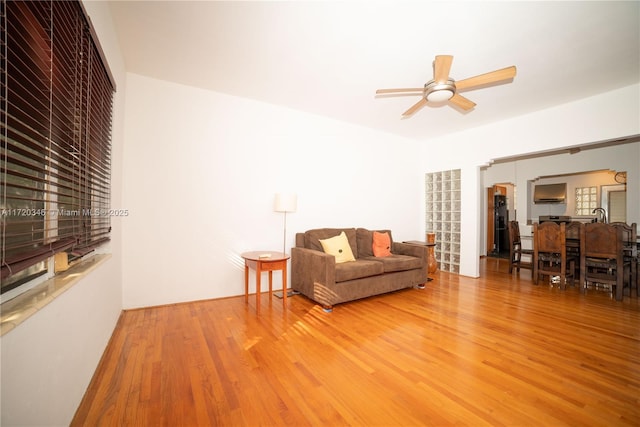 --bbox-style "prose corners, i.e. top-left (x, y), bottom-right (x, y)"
top-left (274, 193), bottom-right (297, 213)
